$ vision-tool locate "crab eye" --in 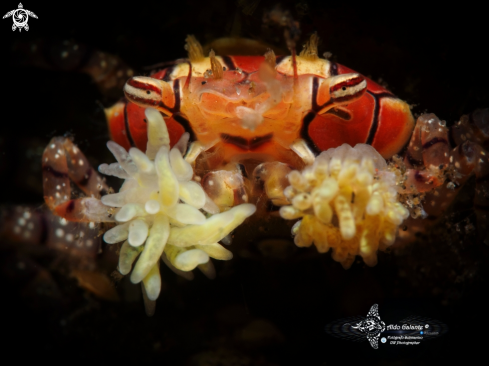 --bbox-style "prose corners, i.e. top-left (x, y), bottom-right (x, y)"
top-left (314, 73), bottom-right (367, 115)
top-left (123, 76), bottom-right (177, 115)
top-left (329, 73), bottom-right (367, 104)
